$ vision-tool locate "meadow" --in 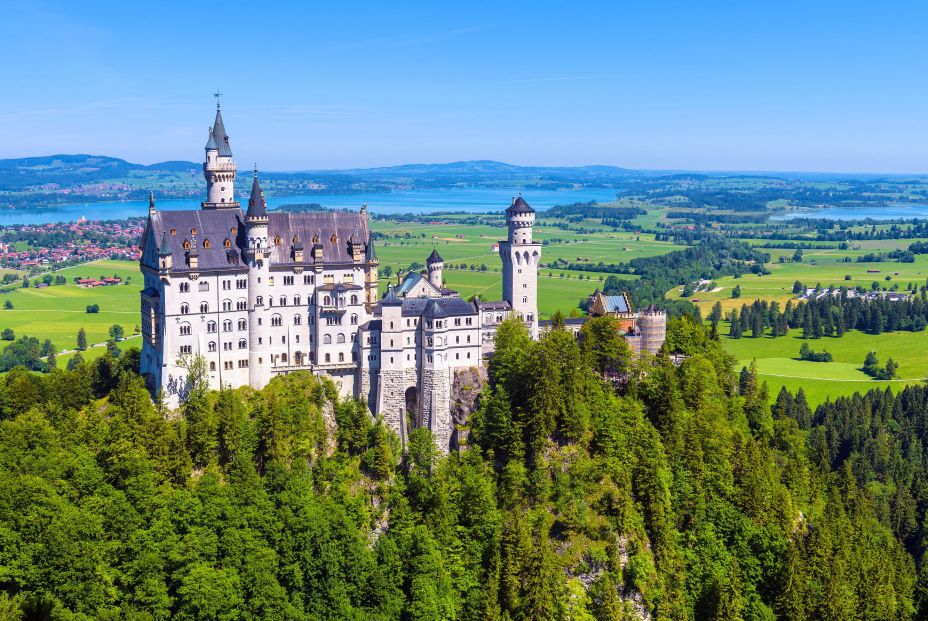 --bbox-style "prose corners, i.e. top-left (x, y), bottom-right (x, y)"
top-left (722, 326), bottom-right (928, 405)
